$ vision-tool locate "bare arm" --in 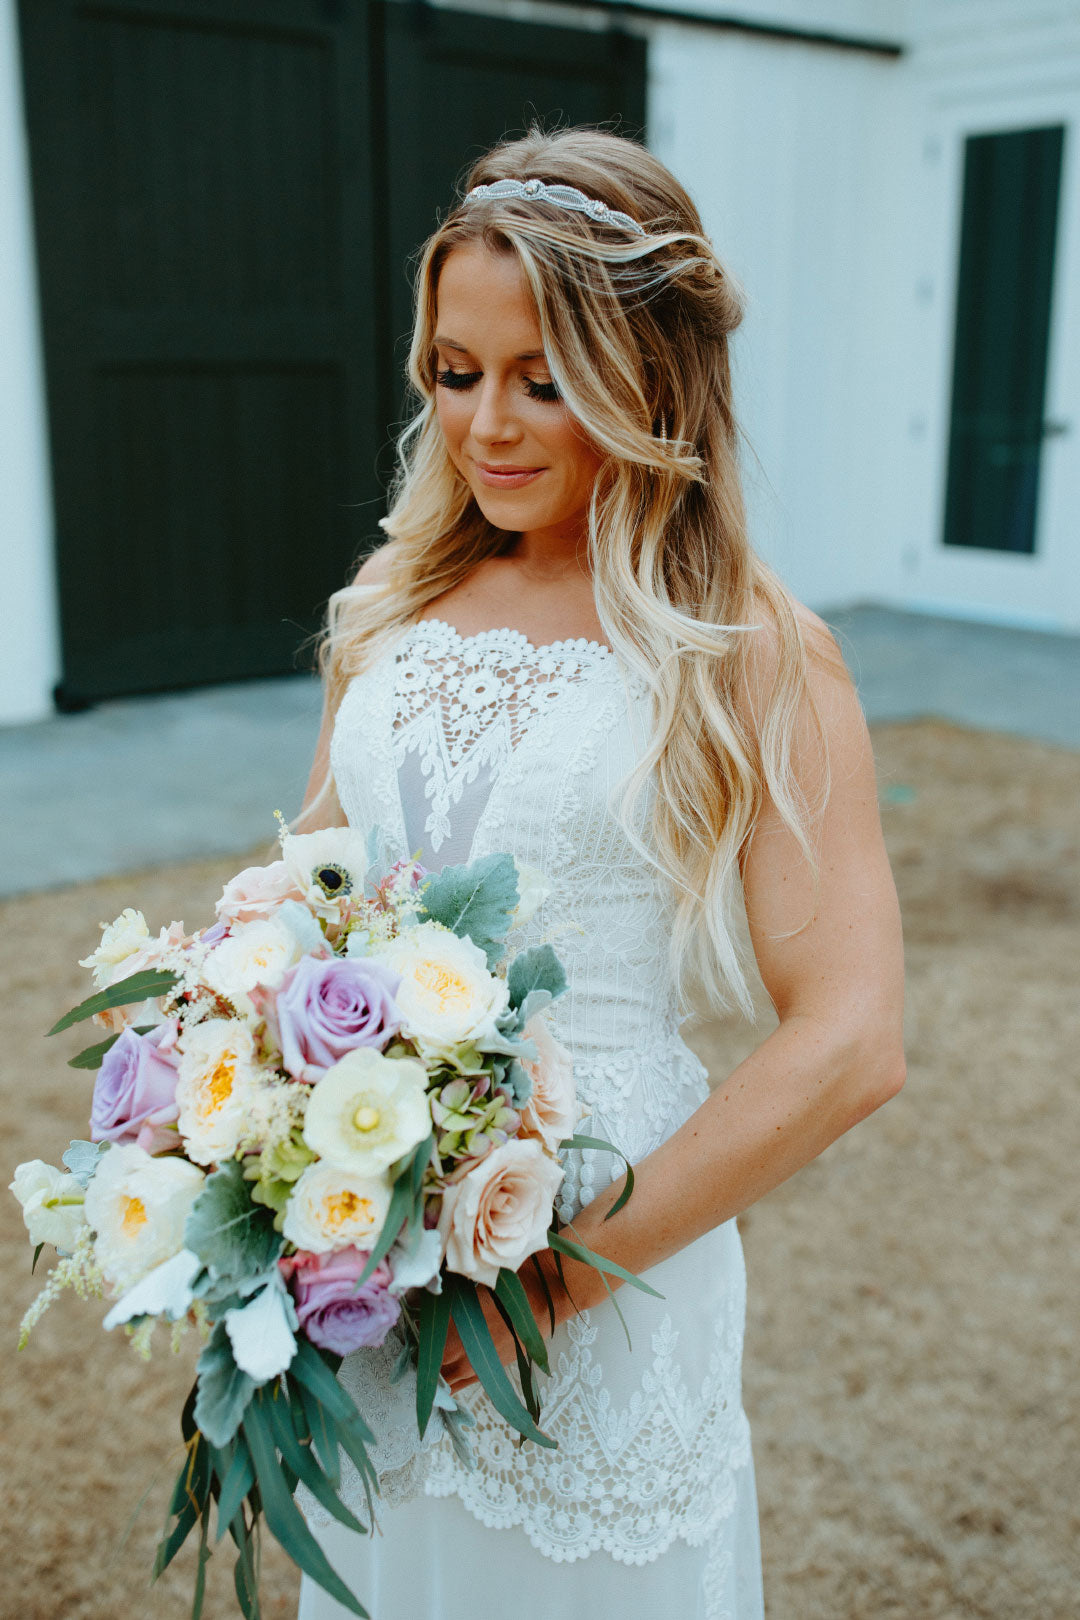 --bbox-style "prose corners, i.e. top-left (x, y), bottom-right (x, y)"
top-left (443, 608), bottom-right (906, 1383)
top-left (293, 546), bottom-right (395, 835)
